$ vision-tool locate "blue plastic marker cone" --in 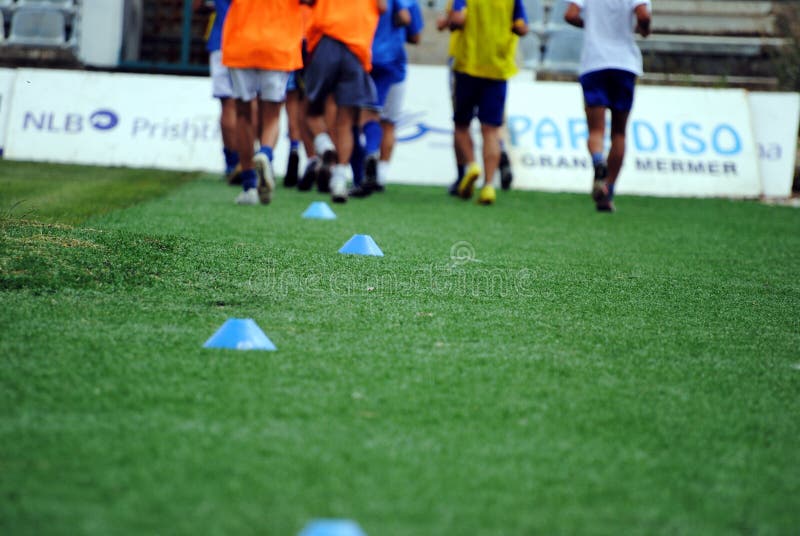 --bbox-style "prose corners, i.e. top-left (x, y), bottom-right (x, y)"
top-left (302, 201), bottom-right (337, 220)
top-left (203, 318), bottom-right (277, 351)
top-left (338, 234), bottom-right (384, 256)
top-left (298, 519), bottom-right (367, 536)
